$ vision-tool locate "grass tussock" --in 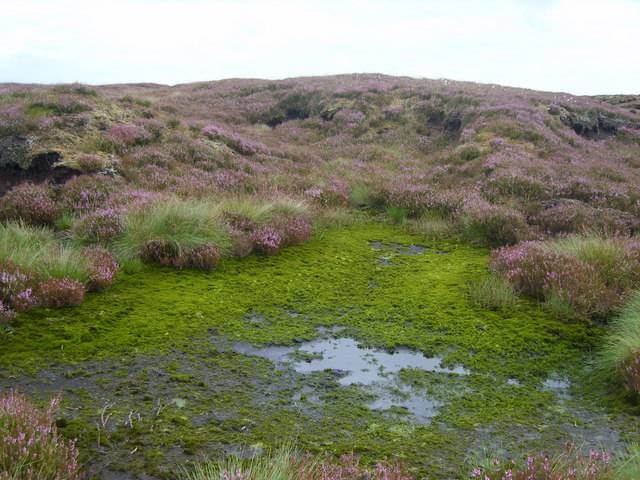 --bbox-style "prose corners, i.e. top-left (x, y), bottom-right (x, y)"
top-left (550, 235), bottom-right (638, 289)
top-left (598, 291), bottom-right (640, 393)
top-left (492, 234), bottom-right (640, 320)
top-left (213, 196), bottom-right (308, 226)
top-left (468, 274), bottom-right (518, 311)
top-left (179, 445), bottom-right (308, 480)
top-left (407, 213), bottom-right (455, 241)
top-left (114, 198), bottom-right (232, 262)
top-left (617, 443), bottom-right (640, 480)
top-left (0, 221), bottom-right (89, 282)
top-left (179, 444), bottom-right (411, 480)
